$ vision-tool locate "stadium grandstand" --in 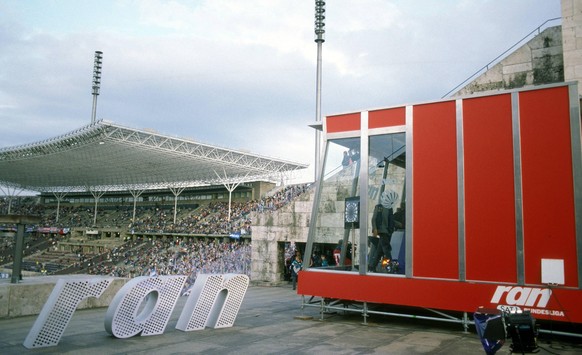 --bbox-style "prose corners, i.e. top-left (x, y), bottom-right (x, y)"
top-left (0, 120), bottom-right (309, 290)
